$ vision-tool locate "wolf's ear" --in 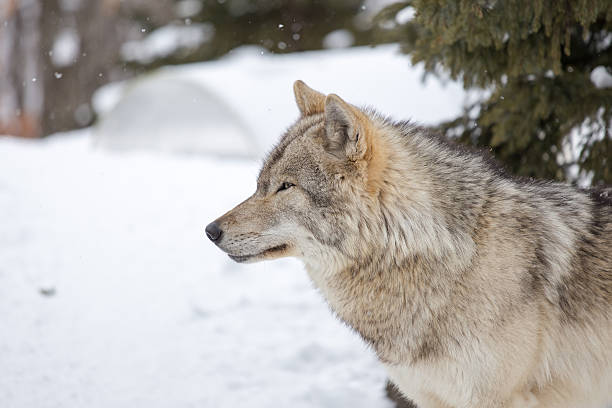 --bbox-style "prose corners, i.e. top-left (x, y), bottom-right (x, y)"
top-left (323, 94), bottom-right (368, 161)
top-left (293, 80), bottom-right (325, 116)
